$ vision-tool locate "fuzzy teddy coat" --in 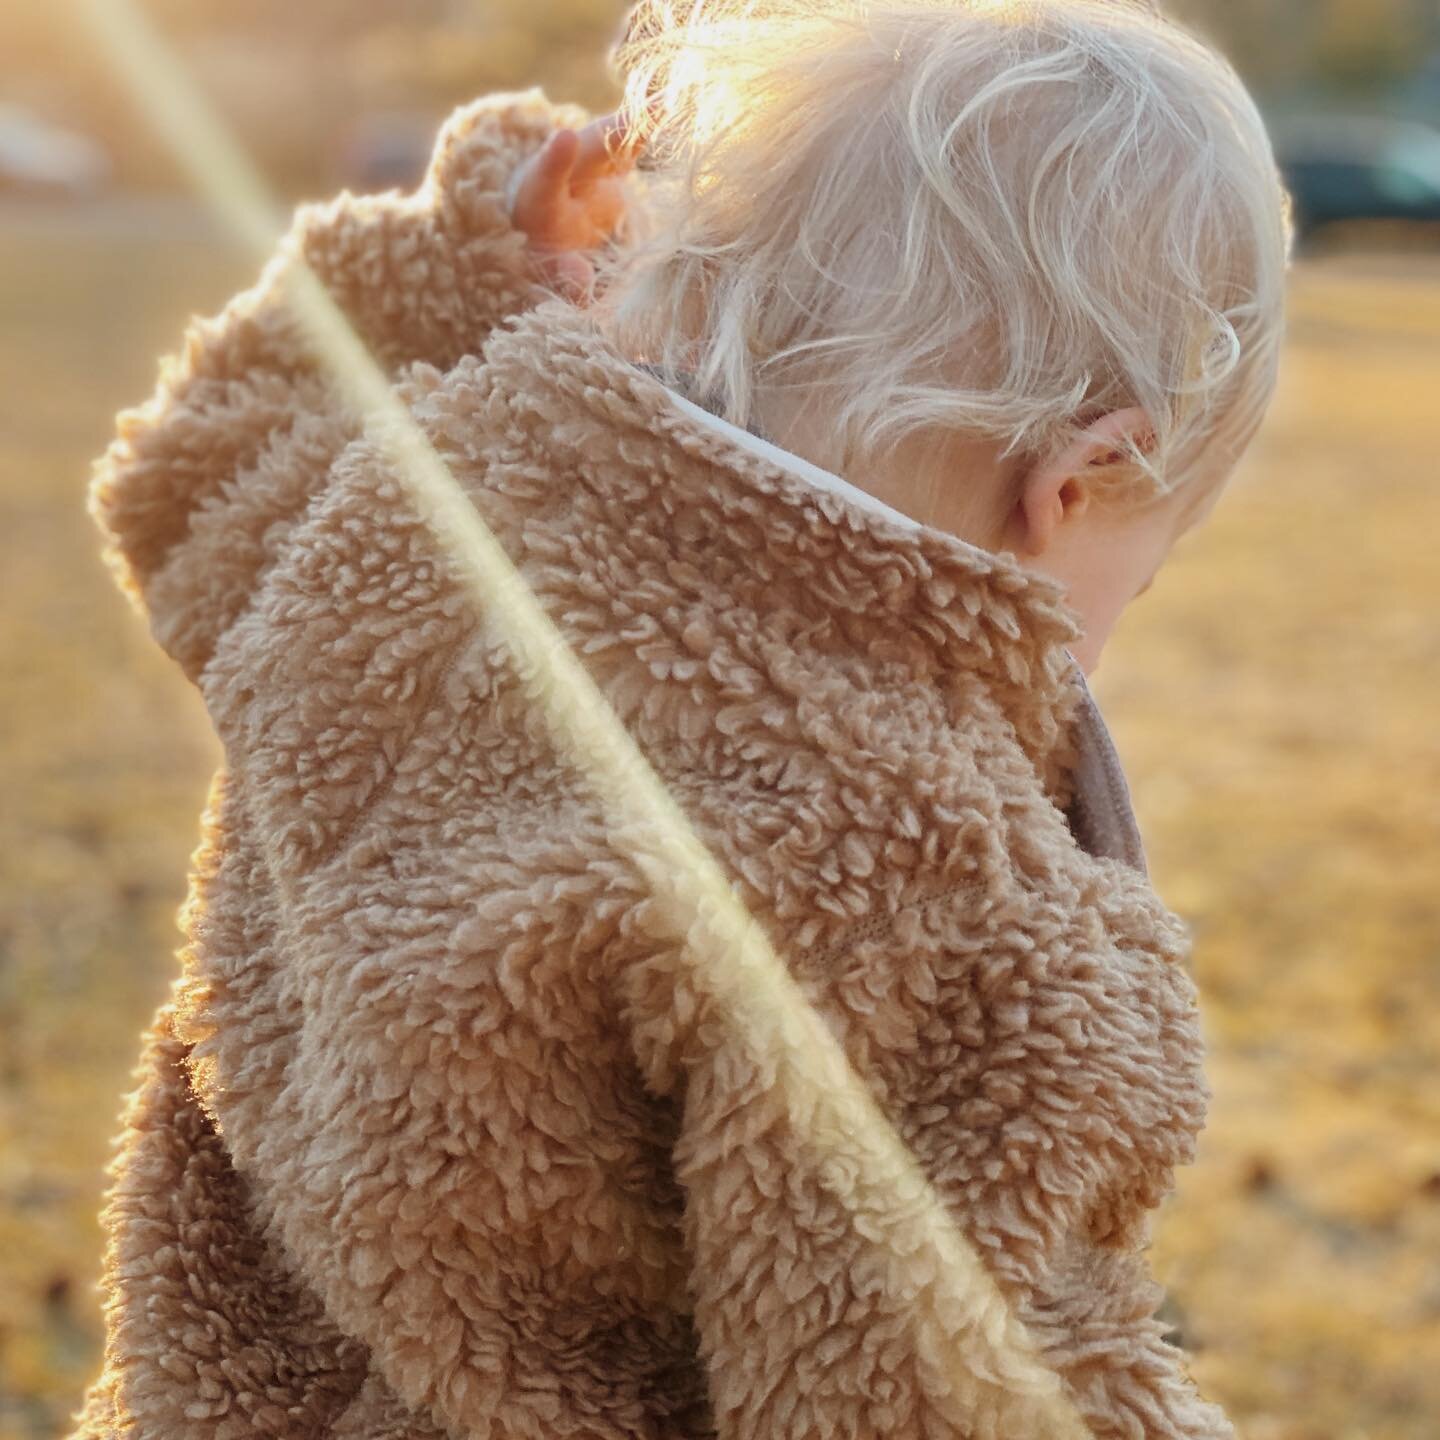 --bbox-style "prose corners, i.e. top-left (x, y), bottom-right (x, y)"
top-left (70, 90), bottom-right (1232, 1440)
